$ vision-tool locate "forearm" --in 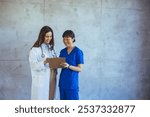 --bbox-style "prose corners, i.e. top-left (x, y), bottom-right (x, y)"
top-left (69, 64), bottom-right (82, 72)
top-left (61, 62), bottom-right (83, 72)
